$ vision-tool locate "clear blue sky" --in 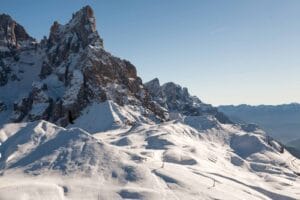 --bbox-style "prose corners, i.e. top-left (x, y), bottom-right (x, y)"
top-left (1, 0), bottom-right (300, 106)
